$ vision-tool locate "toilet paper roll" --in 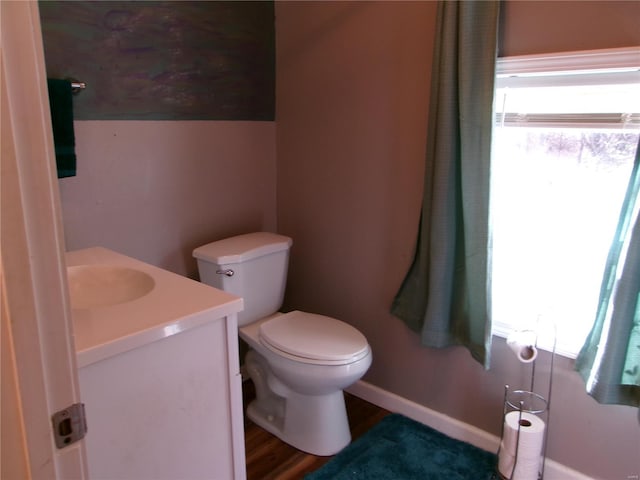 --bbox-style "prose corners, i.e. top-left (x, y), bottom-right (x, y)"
top-left (502, 411), bottom-right (545, 458)
top-left (506, 330), bottom-right (538, 363)
top-left (498, 448), bottom-right (542, 480)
